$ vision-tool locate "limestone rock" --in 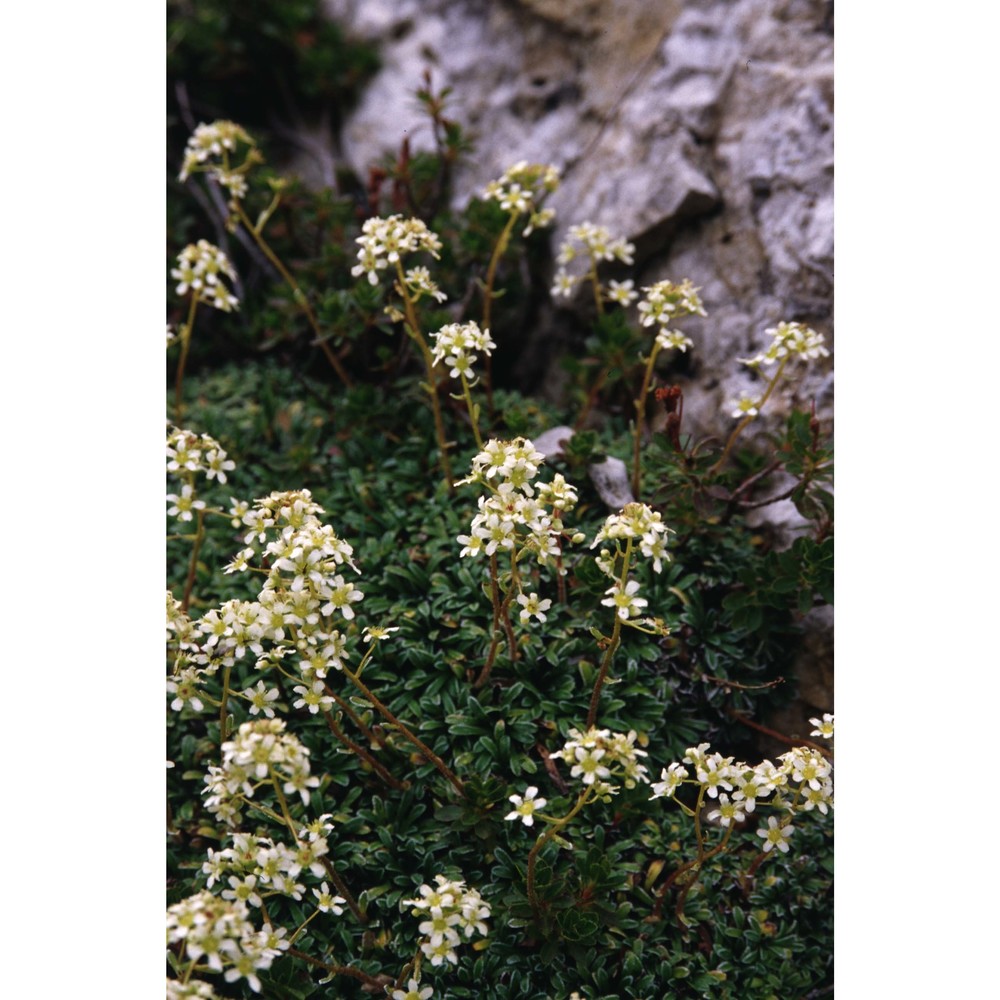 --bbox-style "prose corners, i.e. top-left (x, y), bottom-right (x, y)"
top-left (322, 0), bottom-right (832, 430)
top-left (587, 455), bottom-right (634, 510)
